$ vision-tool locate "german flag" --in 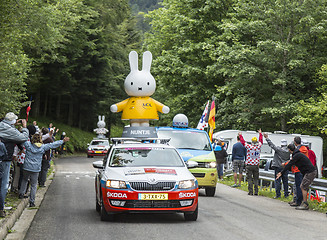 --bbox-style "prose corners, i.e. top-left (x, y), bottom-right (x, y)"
top-left (208, 99), bottom-right (215, 141)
